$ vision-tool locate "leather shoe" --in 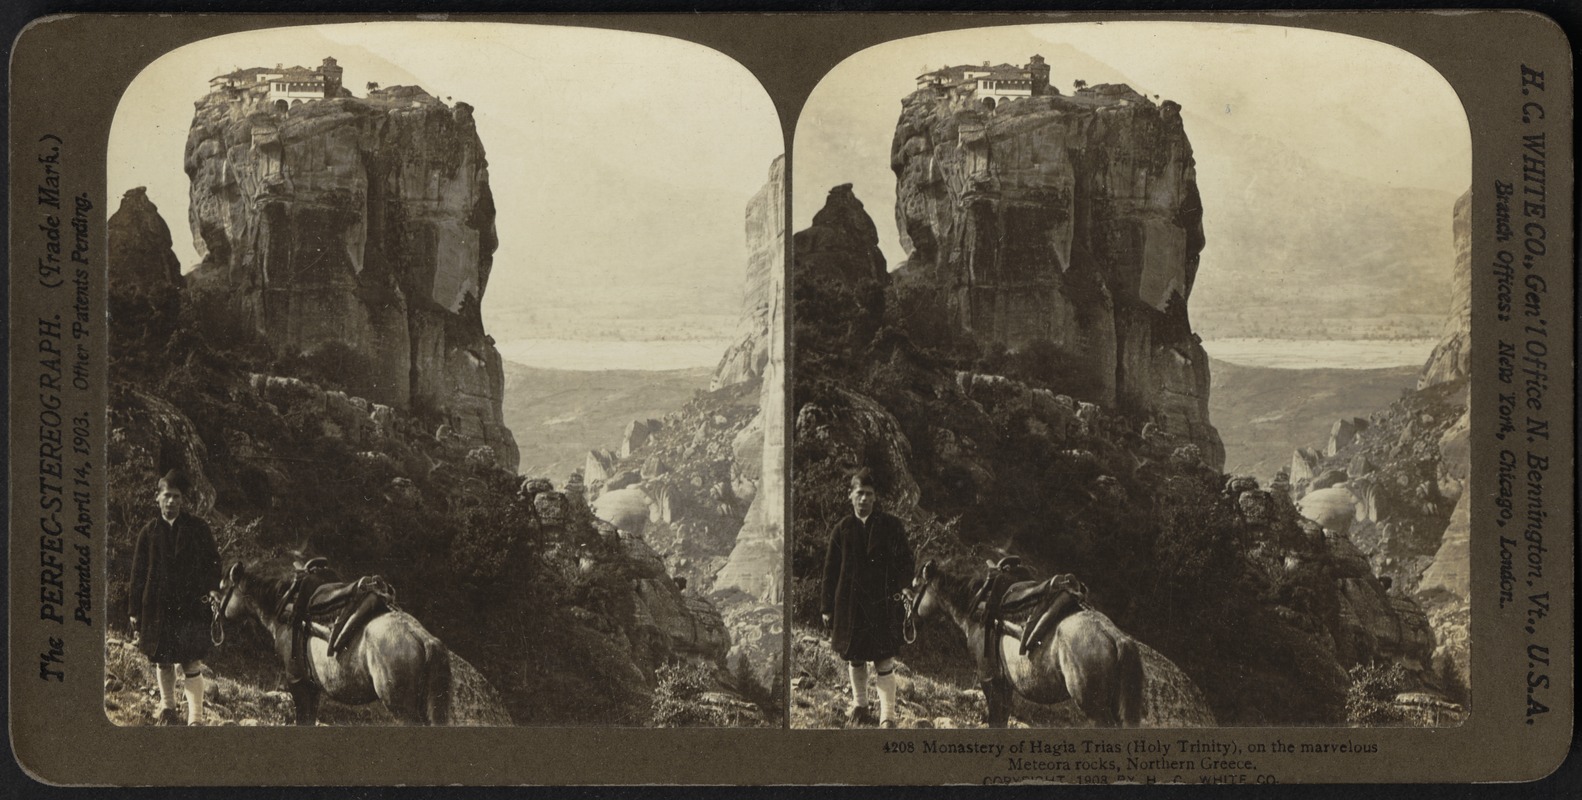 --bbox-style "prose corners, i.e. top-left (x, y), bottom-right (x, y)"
top-left (847, 705), bottom-right (876, 727)
top-left (154, 707), bottom-right (183, 726)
